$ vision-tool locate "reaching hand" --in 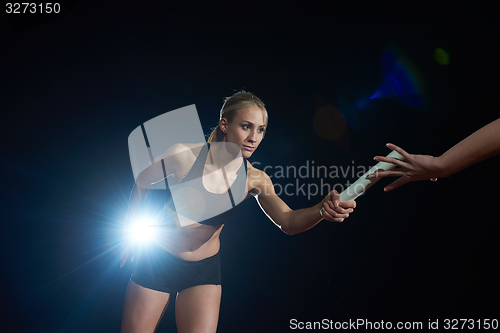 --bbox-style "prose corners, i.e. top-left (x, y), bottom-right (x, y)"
top-left (371, 143), bottom-right (441, 191)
